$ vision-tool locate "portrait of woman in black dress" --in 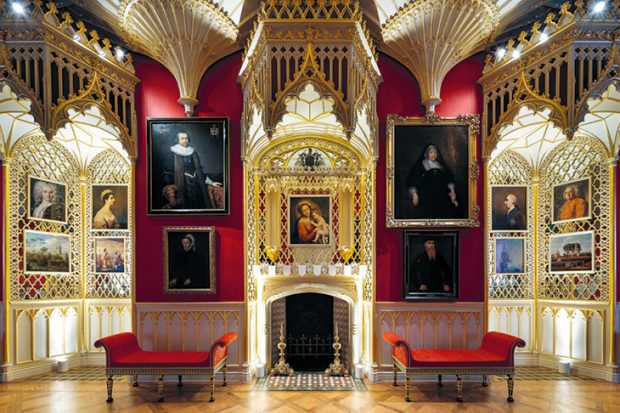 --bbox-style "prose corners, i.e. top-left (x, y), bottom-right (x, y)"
top-left (407, 144), bottom-right (459, 219)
